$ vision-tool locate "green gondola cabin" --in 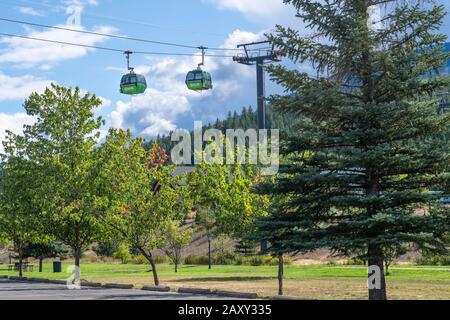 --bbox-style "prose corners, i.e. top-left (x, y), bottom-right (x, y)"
top-left (185, 69), bottom-right (213, 91)
top-left (120, 71), bottom-right (147, 95)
